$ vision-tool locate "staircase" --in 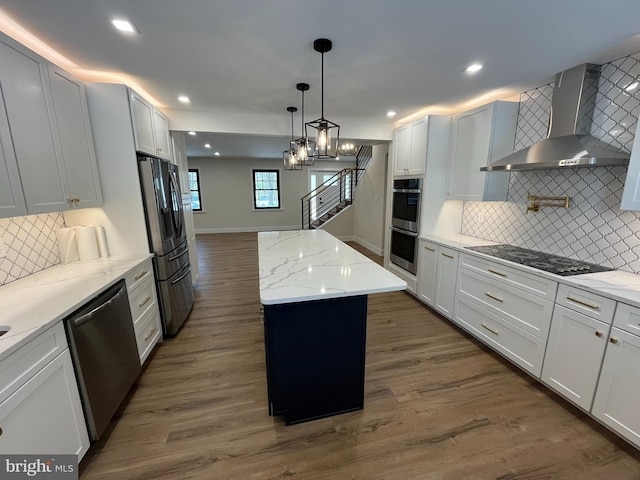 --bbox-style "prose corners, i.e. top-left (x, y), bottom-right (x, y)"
top-left (301, 145), bottom-right (373, 229)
